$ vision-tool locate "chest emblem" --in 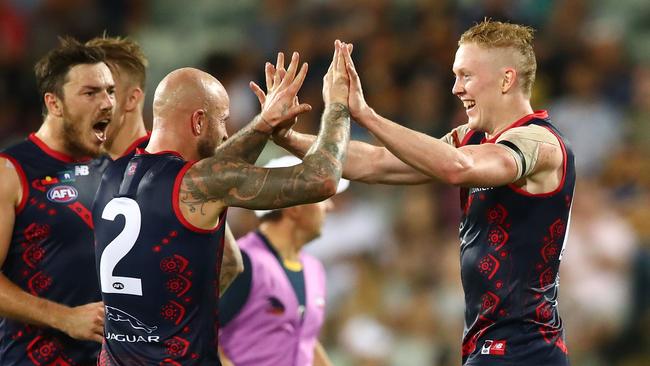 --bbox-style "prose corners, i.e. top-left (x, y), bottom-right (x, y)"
top-left (266, 296), bottom-right (285, 315)
top-left (46, 185), bottom-right (78, 203)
